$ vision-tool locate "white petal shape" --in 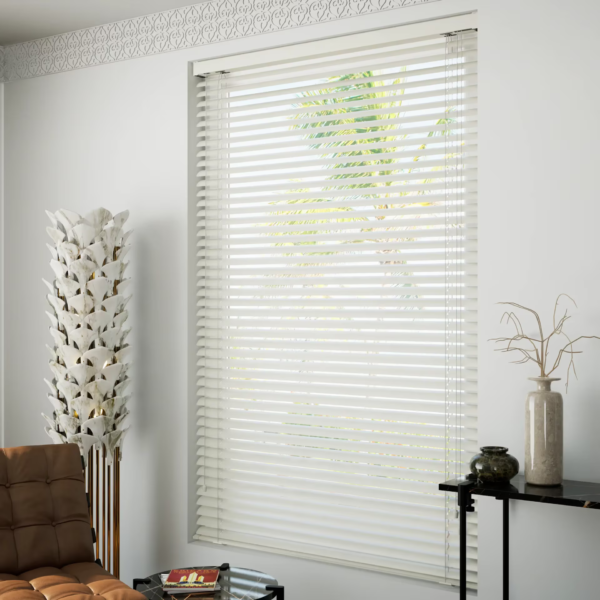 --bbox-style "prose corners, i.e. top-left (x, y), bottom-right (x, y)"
top-left (49, 361), bottom-right (68, 381)
top-left (122, 229), bottom-right (133, 245)
top-left (59, 414), bottom-right (80, 436)
top-left (100, 363), bottom-right (123, 389)
top-left (101, 429), bottom-right (124, 464)
top-left (102, 260), bottom-right (122, 283)
top-left (42, 413), bottom-right (57, 429)
top-left (69, 327), bottom-right (97, 352)
top-left (87, 277), bottom-right (112, 306)
top-left (85, 379), bottom-right (112, 403)
top-left (47, 294), bottom-right (65, 313)
top-left (56, 311), bottom-right (82, 333)
top-left (115, 345), bottom-right (132, 364)
top-left (50, 259), bottom-right (68, 280)
top-left (117, 426), bottom-right (129, 458)
top-left (57, 242), bottom-right (80, 265)
top-left (116, 279), bottom-right (131, 296)
top-left (45, 311), bottom-right (59, 329)
top-left (47, 394), bottom-right (67, 414)
top-left (82, 416), bottom-right (111, 438)
top-left (70, 223), bottom-right (96, 248)
top-left (86, 208), bottom-right (113, 235)
top-left (69, 259), bottom-right (97, 286)
top-left (56, 379), bottom-right (80, 402)
top-left (100, 327), bottom-right (121, 351)
top-left (120, 394), bottom-right (131, 409)
top-left (112, 210), bottom-right (129, 229)
top-left (59, 345), bottom-right (82, 368)
top-left (46, 345), bottom-right (58, 361)
top-left (56, 276), bottom-right (80, 299)
top-left (70, 397), bottom-right (98, 421)
top-left (85, 311), bottom-right (112, 332)
top-left (68, 365), bottom-right (96, 386)
top-left (67, 293), bottom-right (94, 316)
top-left (82, 242), bottom-right (107, 267)
top-left (44, 379), bottom-right (57, 395)
top-left (121, 296), bottom-right (132, 311)
top-left (42, 279), bottom-right (56, 294)
top-left (100, 226), bottom-right (121, 257)
top-left (120, 261), bottom-right (129, 279)
top-left (101, 397), bottom-right (123, 419)
top-left (119, 363), bottom-right (132, 378)
top-left (115, 379), bottom-right (130, 396)
top-left (116, 245), bottom-right (130, 262)
top-left (67, 433), bottom-right (97, 462)
top-left (49, 327), bottom-right (67, 347)
top-left (47, 227), bottom-right (65, 245)
top-left (120, 329), bottom-right (131, 348)
top-left (46, 428), bottom-right (67, 445)
top-left (46, 210), bottom-right (59, 228)
top-left (46, 244), bottom-right (59, 261)
top-left (101, 295), bottom-right (123, 320)
top-left (83, 347), bottom-right (113, 369)
top-left (114, 410), bottom-right (129, 429)
top-left (113, 310), bottom-right (128, 329)
top-left (56, 209), bottom-right (84, 231)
